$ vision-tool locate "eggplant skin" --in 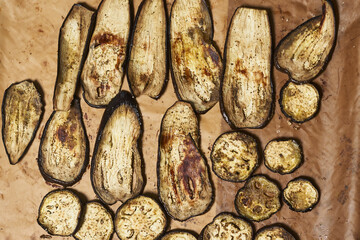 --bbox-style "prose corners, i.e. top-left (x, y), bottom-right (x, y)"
top-left (38, 99), bottom-right (89, 187)
top-left (91, 91), bottom-right (144, 205)
top-left (274, 0), bottom-right (336, 83)
top-left (221, 7), bottom-right (273, 129)
top-left (161, 230), bottom-right (197, 240)
top-left (255, 225), bottom-right (296, 240)
top-left (127, 0), bottom-right (168, 99)
top-left (2, 80), bottom-right (43, 165)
